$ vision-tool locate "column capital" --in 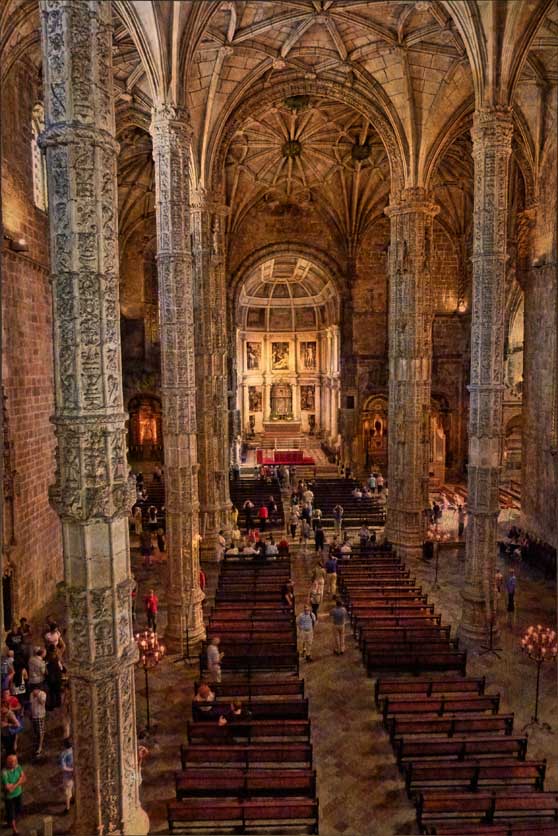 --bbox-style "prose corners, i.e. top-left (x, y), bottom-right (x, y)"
top-left (150, 104), bottom-right (192, 143)
top-left (471, 107), bottom-right (513, 153)
top-left (385, 187), bottom-right (439, 218)
top-left (190, 187), bottom-right (230, 217)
